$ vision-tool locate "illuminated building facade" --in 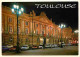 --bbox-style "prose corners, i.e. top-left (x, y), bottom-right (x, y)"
top-left (71, 31), bottom-right (78, 45)
top-left (2, 6), bottom-right (73, 46)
